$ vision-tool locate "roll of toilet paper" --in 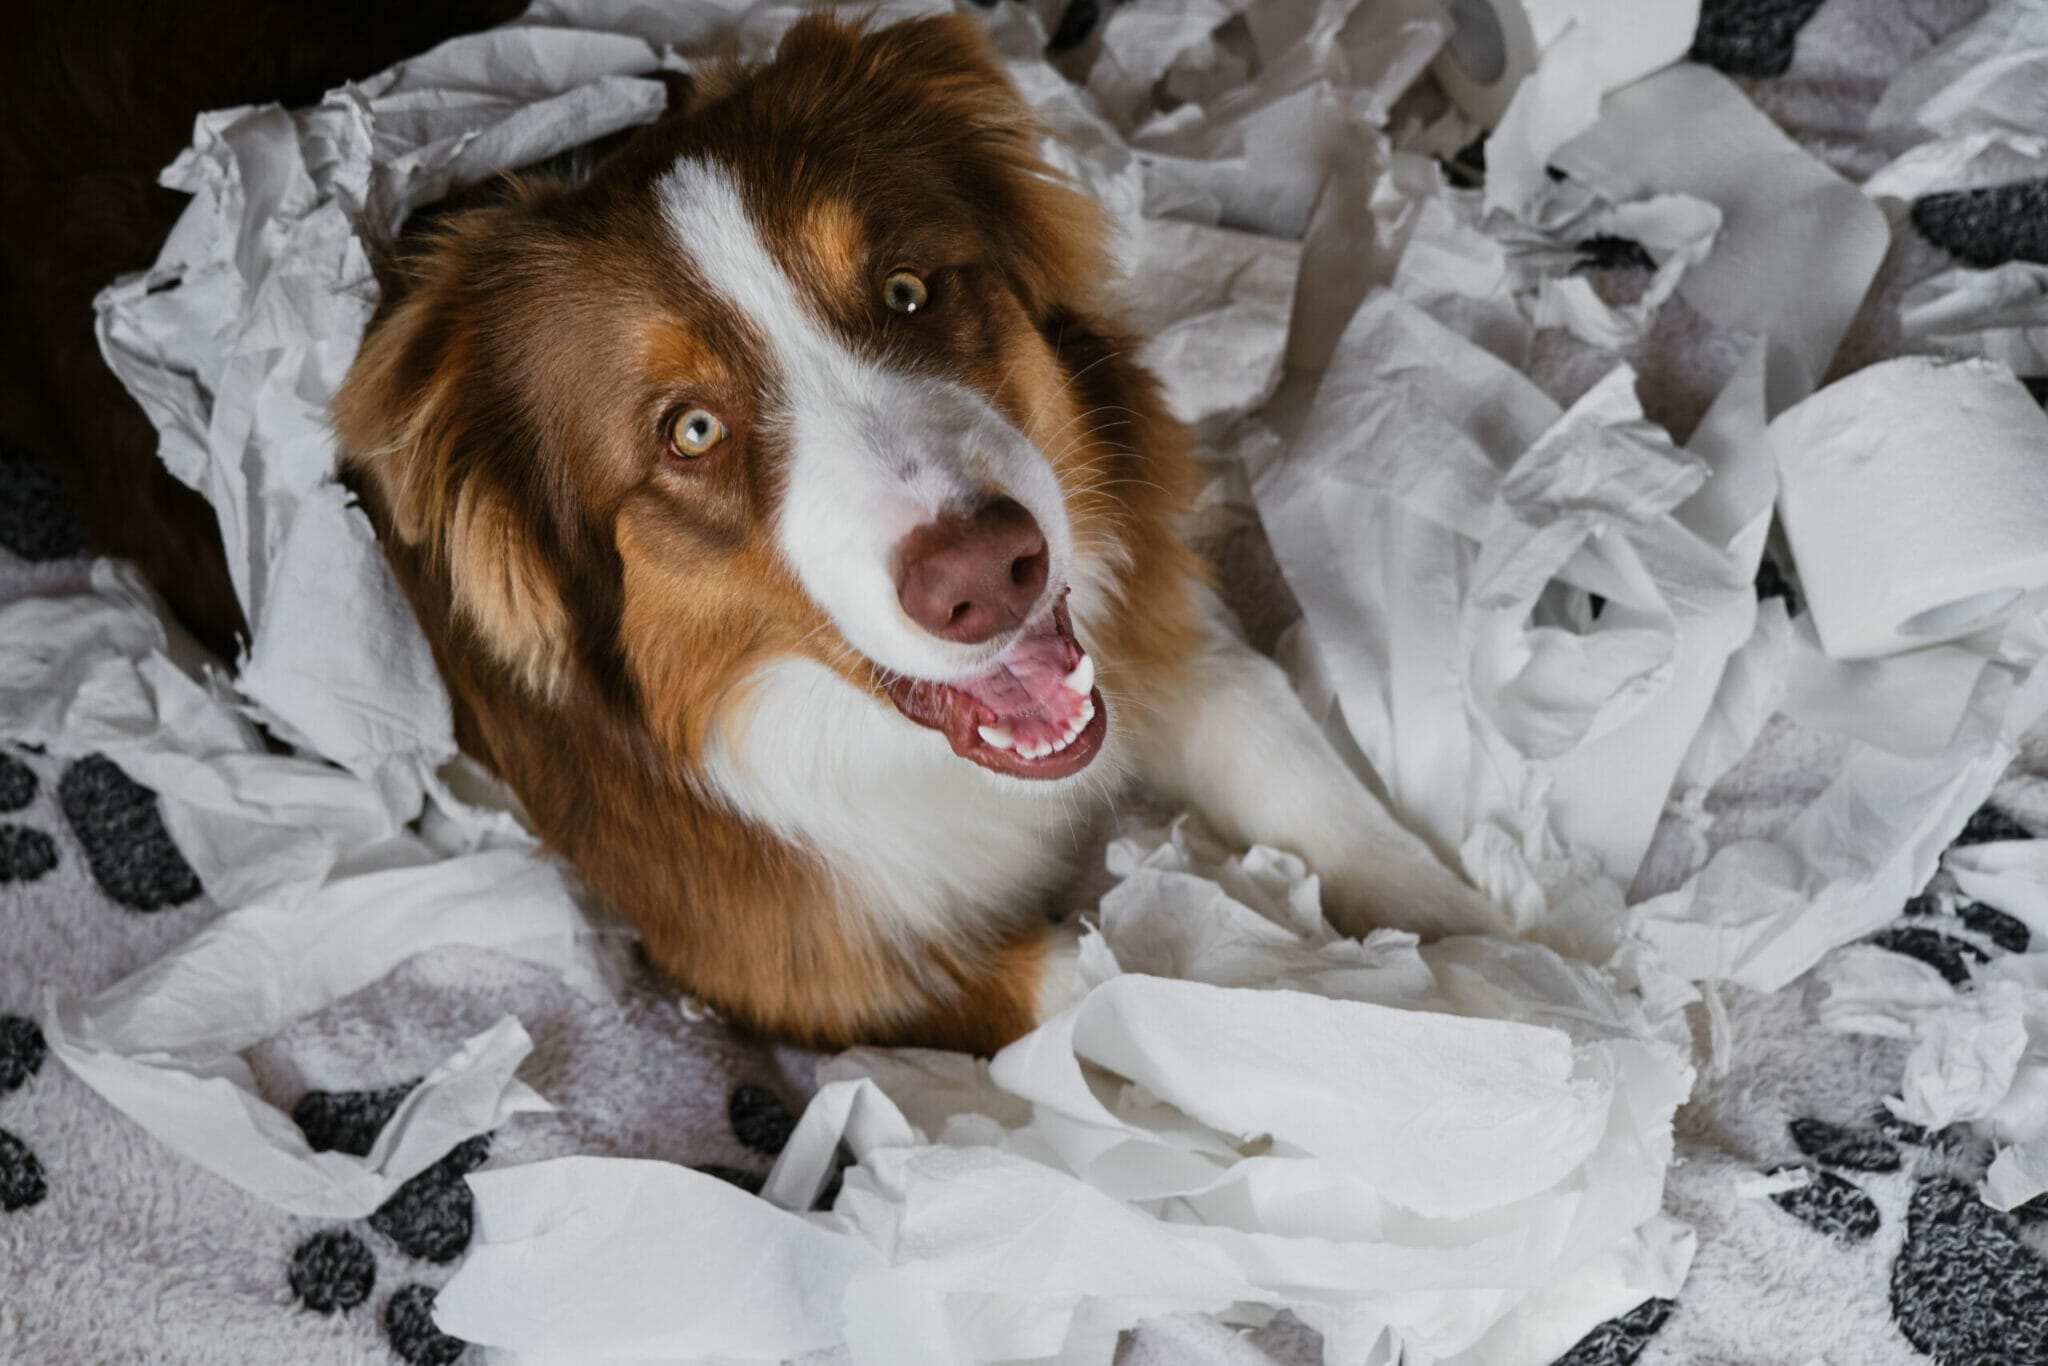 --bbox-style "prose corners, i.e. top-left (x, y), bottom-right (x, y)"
top-left (1433, 0), bottom-right (1701, 128)
top-left (1773, 356), bottom-right (2048, 661)
top-left (1434, 0), bottom-right (1539, 126)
